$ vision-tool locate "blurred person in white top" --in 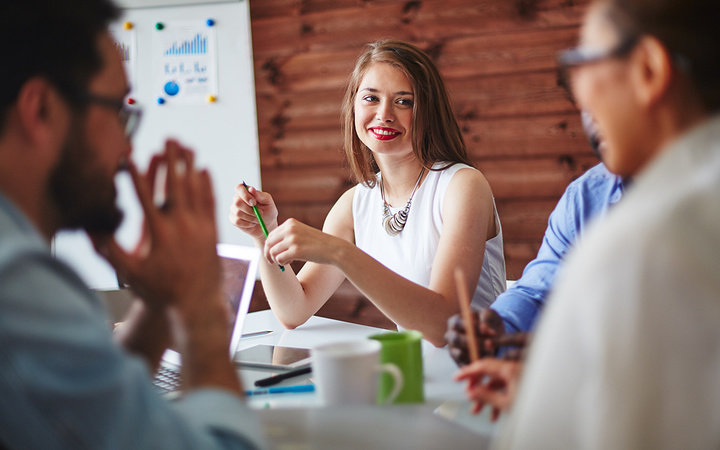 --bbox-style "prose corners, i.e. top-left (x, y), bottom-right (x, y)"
top-left (464, 0), bottom-right (720, 448)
